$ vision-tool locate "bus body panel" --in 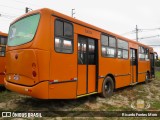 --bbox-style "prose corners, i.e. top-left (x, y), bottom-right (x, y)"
top-left (138, 61), bottom-right (150, 82)
top-left (35, 50), bottom-right (50, 81)
top-left (98, 78), bottom-right (103, 93)
top-left (129, 42), bottom-right (138, 49)
top-left (4, 79), bottom-right (49, 99)
top-left (0, 32), bottom-right (7, 85)
top-left (99, 58), bottom-right (131, 89)
top-left (49, 81), bottom-right (77, 99)
top-left (6, 49), bottom-right (38, 86)
top-left (115, 59), bottom-right (131, 88)
top-left (74, 24), bottom-right (100, 40)
top-left (116, 75), bottom-right (131, 88)
top-left (0, 57), bottom-right (6, 85)
top-left (131, 66), bottom-right (137, 83)
top-left (88, 65), bottom-right (96, 93)
top-left (77, 65), bottom-right (87, 95)
top-left (50, 52), bottom-right (77, 82)
top-left (47, 16), bottom-right (78, 99)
